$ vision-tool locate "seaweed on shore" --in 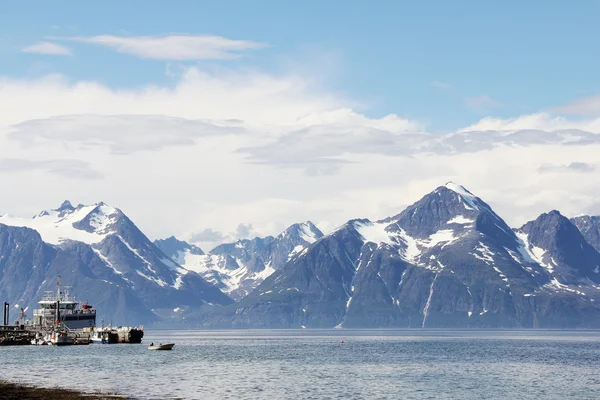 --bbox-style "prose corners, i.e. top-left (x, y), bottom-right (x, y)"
top-left (0, 380), bottom-right (127, 399)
